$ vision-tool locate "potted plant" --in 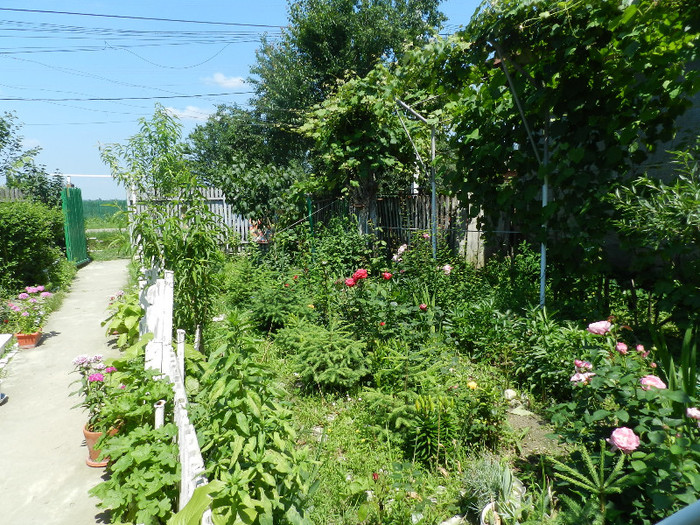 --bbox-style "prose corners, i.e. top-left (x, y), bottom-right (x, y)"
top-left (70, 354), bottom-right (120, 467)
top-left (6, 285), bottom-right (53, 348)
